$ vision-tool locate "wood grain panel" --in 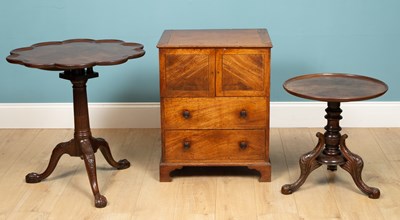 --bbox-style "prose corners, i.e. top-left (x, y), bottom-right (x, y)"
top-left (164, 129), bottom-right (266, 162)
top-left (162, 97), bottom-right (267, 129)
top-left (159, 49), bottom-right (215, 97)
top-left (222, 54), bottom-right (264, 90)
top-left (157, 29), bottom-right (272, 48)
top-left (216, 49), bottom-right (270, 96)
